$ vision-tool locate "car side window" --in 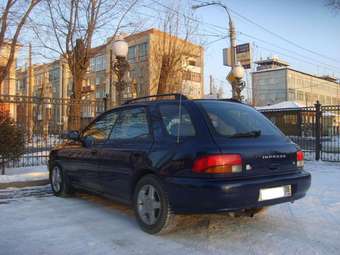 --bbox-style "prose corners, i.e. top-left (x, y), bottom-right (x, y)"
top-left (159, 104), bottom-right (196, 137)
top-left (109, 107), bottom-right (150, 140)
top-left (82, 111), bottom-right (119, 143)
